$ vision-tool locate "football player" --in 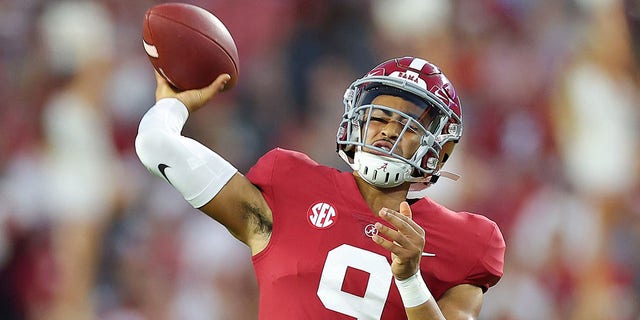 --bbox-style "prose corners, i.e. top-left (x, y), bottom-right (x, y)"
top-left (135, 57), bottom-right (505, 319)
